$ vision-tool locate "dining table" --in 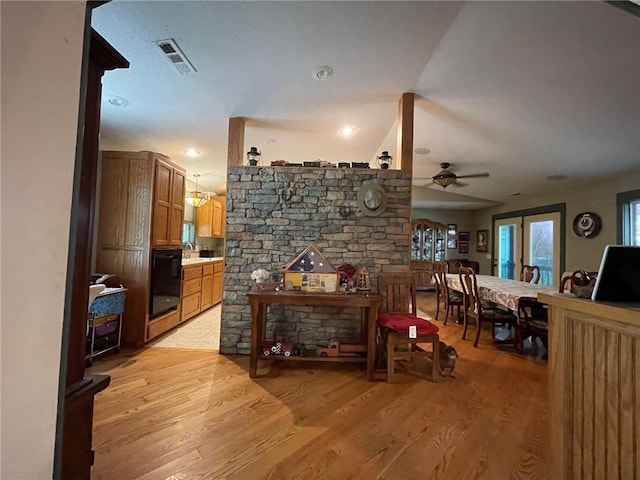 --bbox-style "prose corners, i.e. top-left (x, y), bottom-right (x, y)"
top-left (446, 273), bottom-right (557, 312)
